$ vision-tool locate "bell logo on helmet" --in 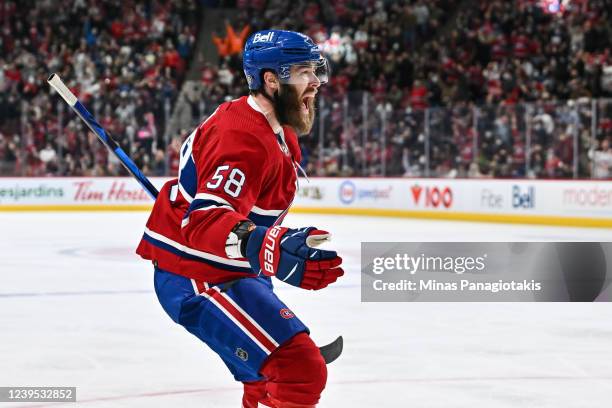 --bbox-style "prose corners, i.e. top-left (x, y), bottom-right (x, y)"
top-left (243, 30), bottom-right (328, 90)
top-left (253, 32), bottom-right (275, 43)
